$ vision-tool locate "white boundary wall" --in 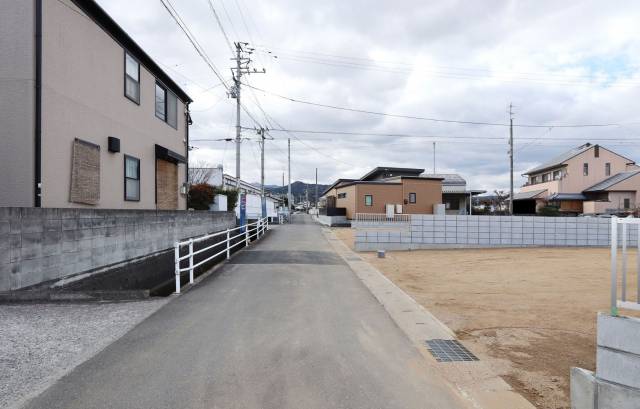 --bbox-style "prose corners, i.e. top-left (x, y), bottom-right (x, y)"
top-left (354, 215), bottom-right (637, 251)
